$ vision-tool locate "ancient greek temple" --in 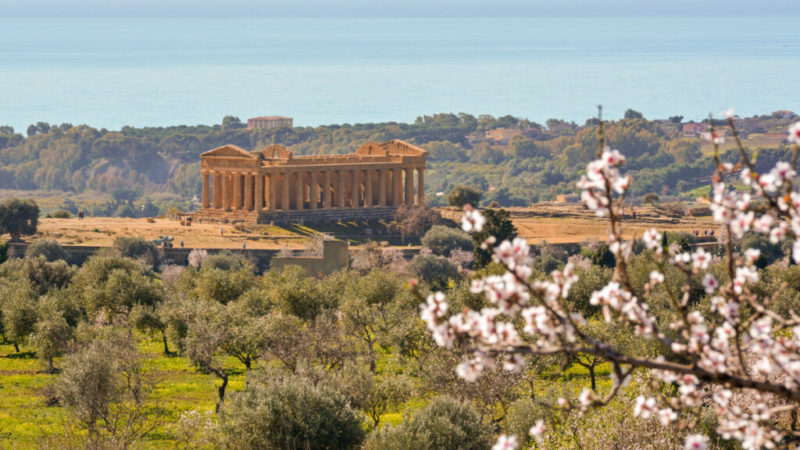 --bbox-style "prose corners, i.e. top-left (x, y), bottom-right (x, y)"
top-left (196, 139), bottom-right (426, 223)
